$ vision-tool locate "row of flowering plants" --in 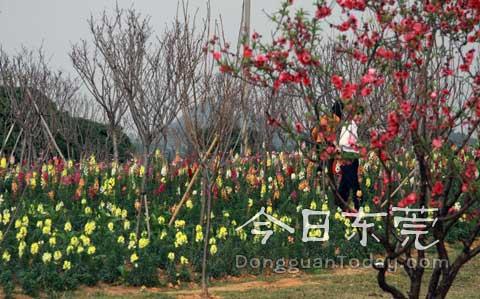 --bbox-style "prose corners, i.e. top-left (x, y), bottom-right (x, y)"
top-left (0, 148), bottom-right (474, 296)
